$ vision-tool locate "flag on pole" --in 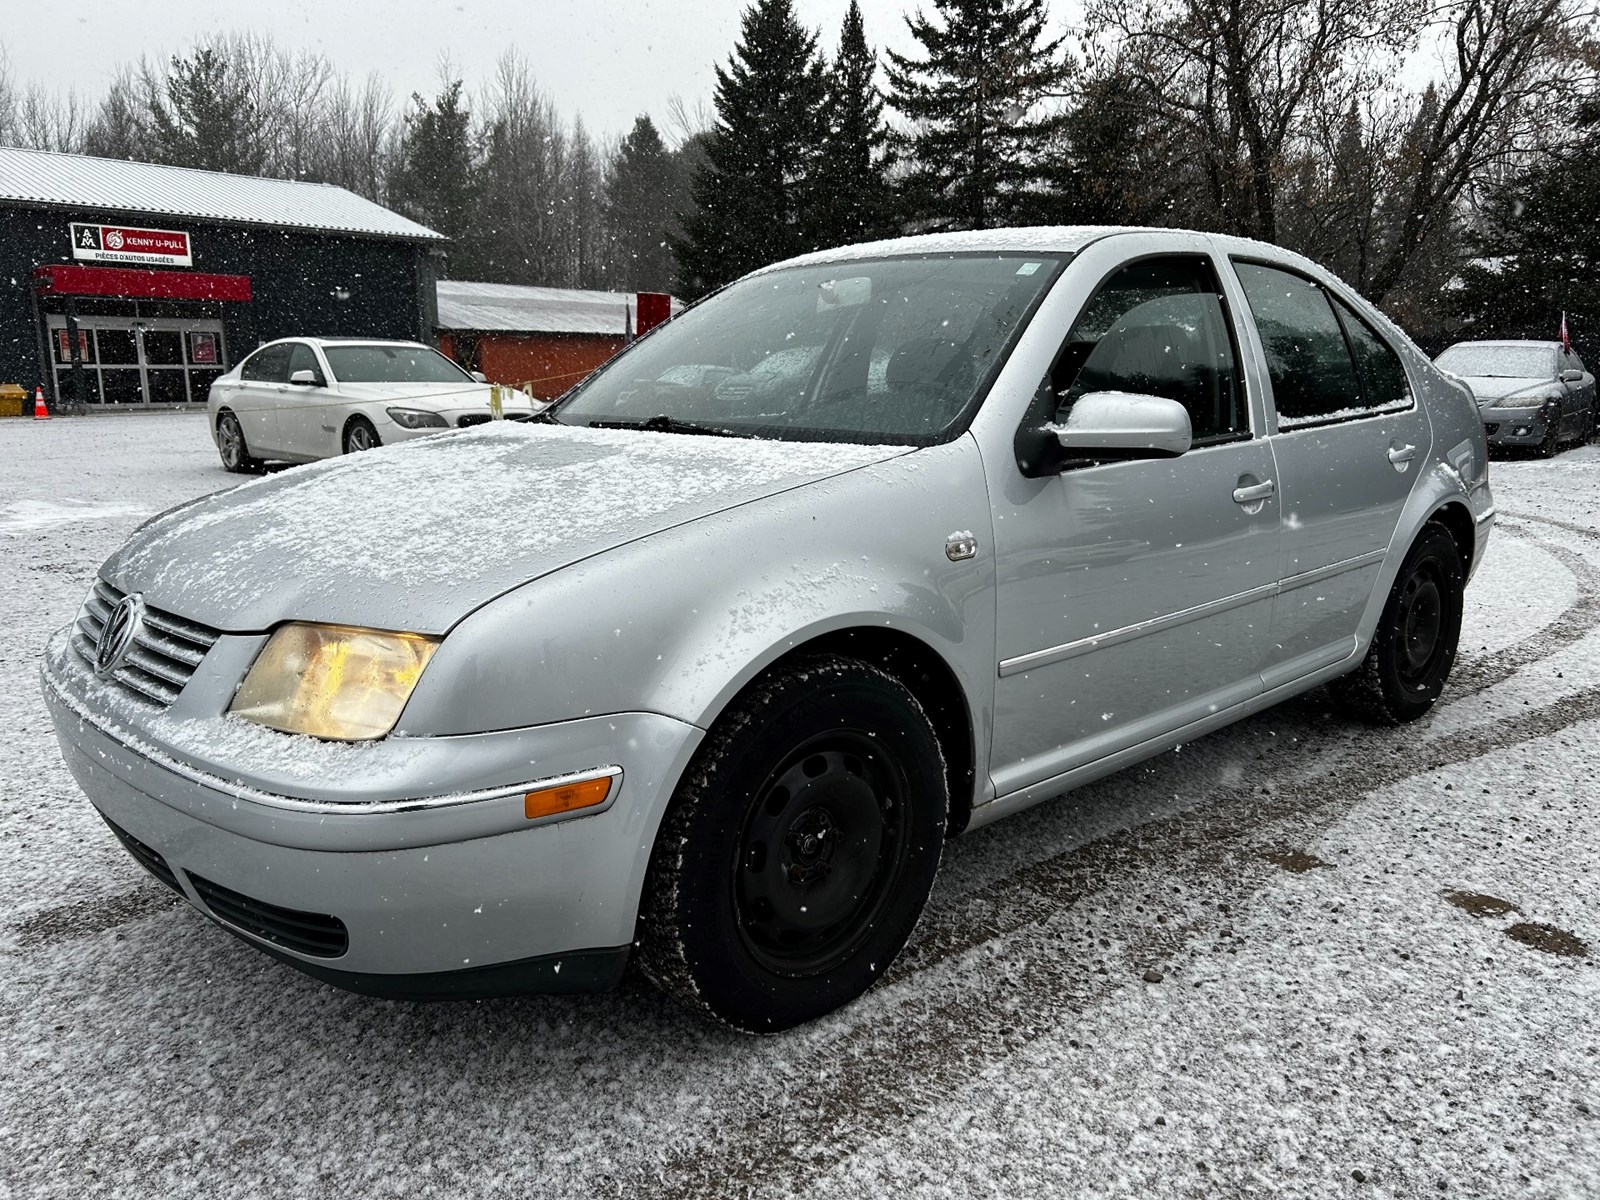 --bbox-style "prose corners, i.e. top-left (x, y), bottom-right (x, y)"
top-left (1560, 312), bottom-right (1571, 353)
